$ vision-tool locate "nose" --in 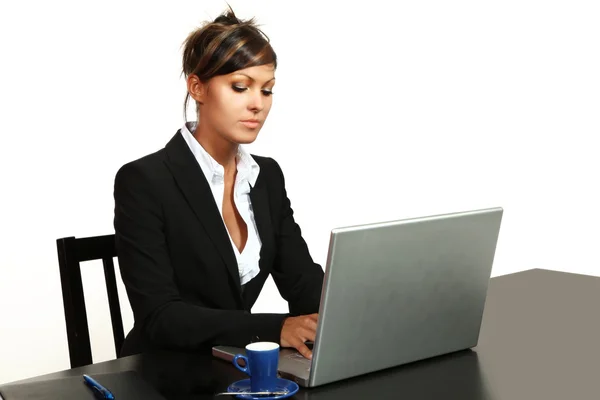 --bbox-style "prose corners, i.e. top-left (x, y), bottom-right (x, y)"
top-left (247, 89), bottom-right (264, 113)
